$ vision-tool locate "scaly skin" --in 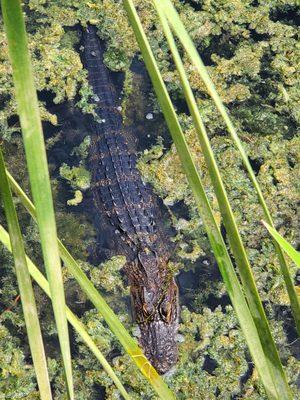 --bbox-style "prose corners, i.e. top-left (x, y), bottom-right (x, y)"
top-left (81, 24), bottom-right (179, 374)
